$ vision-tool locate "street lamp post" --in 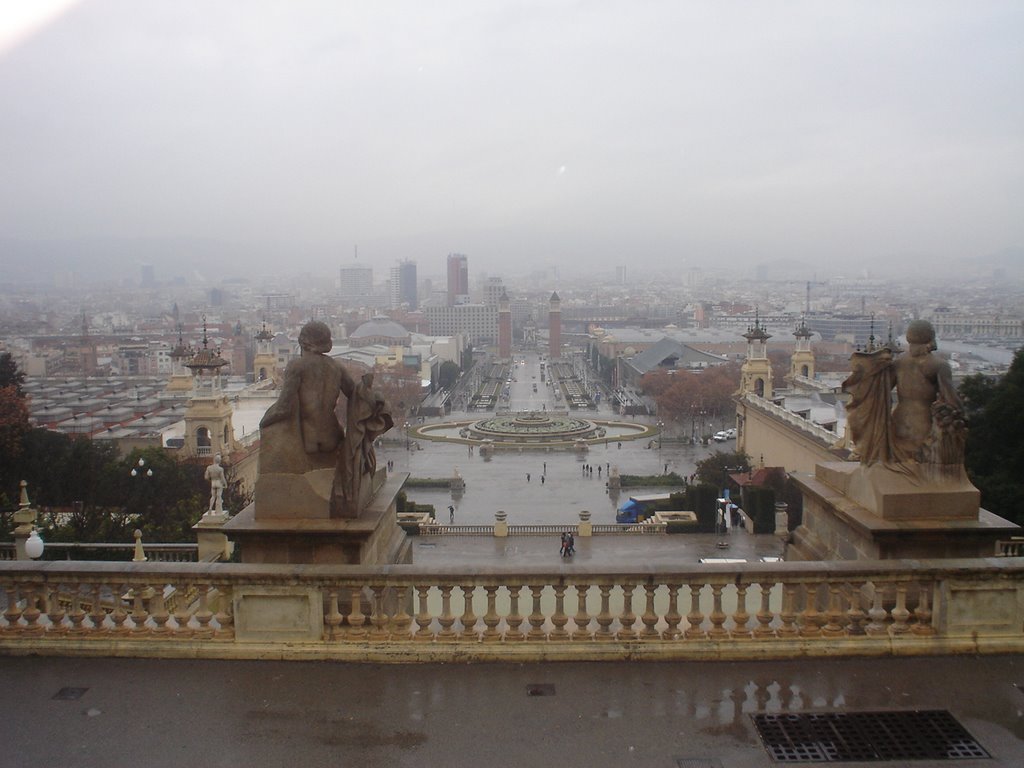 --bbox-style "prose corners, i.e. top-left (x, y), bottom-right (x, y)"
top-left (404, 422), bottom-right (411, 450)
top-left (657, 421), bottom-right (664, 457)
